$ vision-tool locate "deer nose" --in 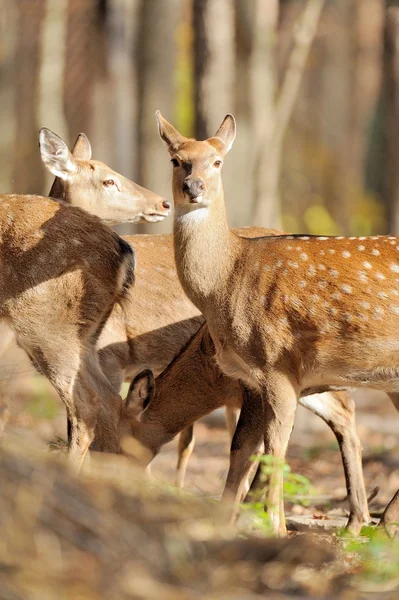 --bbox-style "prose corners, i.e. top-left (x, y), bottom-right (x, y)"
top-left (162, 200), bottom-right (171, 210)
top-left (182, 178), bottom-right (205, 199)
